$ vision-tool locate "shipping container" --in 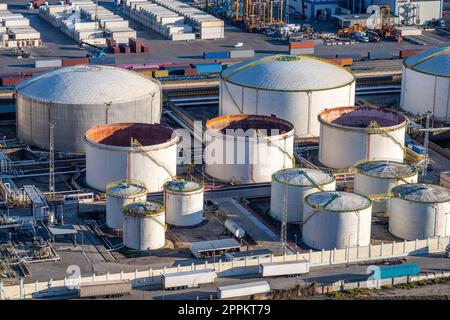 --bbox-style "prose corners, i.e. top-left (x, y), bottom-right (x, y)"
top-left (35, 59), bottom-right (62, 68)
top-left (141, 44), bottom-right (150, 53)
top-left (194, 63), bottom-right (222, 74)
top-left (400, 49), bottom-right (424, 59)
top-left (259, 260), bottom-right (310, 277)
top-left (289, 41), bottom-right (315, 49)
top-left (368, 51), bottom-right (395, 60)
top-left (62, 58), bottom-right (89, 67)
top-left (1, 76), bottom-right (26, 86)
top-left (217, 281), bottom-right (270, 299)
top-left (162, 269), bottom-right (217, 290)
top-left (229, 50), bottom-right (255, 59)
top-left (78, 280), bottom-right (132, 298)
top-left (203, 51), bottom-right (229, 59)
top-left (289, 48), bottom-right (315, 55)
top-left (184, 68), bottom-right (198, 76)
top-left (153, 69), bottom-right (169, 77)
top-left (119, 43), bottom-right (131, 54)
top-left (412, 145), bottom-right (426, 154)
top-left (374, 264), bottom-right (420, 279)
